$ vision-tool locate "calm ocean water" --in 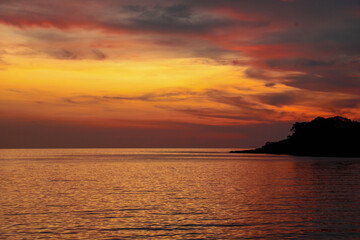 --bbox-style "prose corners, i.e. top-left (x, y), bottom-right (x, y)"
top-left (0, 148), bottom-right (360, 239)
